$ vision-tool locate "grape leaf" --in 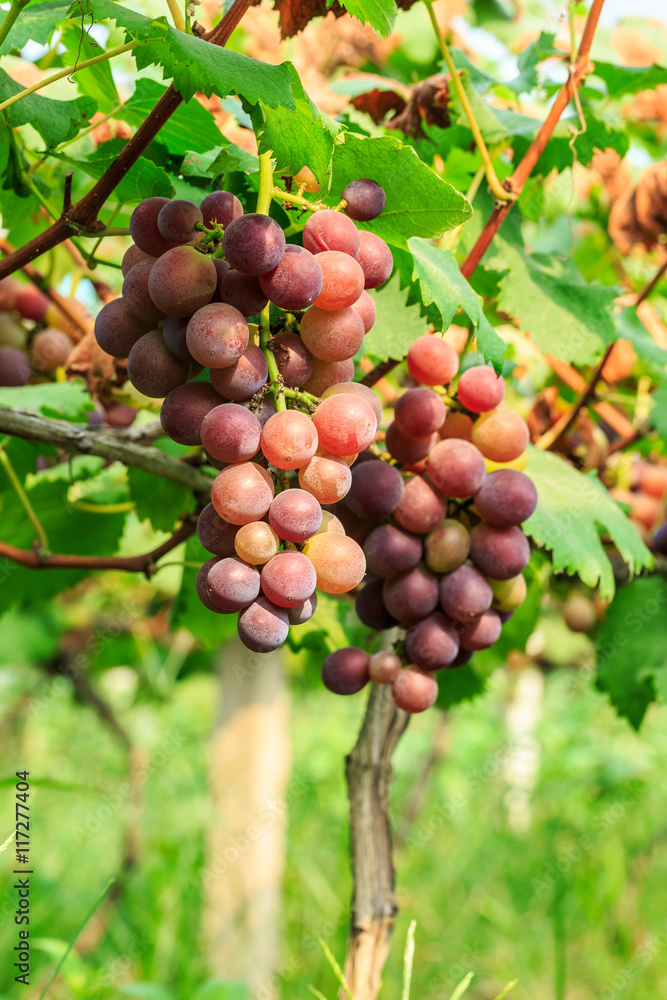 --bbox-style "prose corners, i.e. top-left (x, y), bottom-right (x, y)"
top-left (592, 61), bottom-right (667, 99)
top-left (55, 142), bottom-right (174, 202)
top-left (0, 1), bottom-right (69, 54)
top-left (70, 0), bottom-right (296, 107)
top-left (326, 134), bottom-right (472, 248)
top-left (650, 382), bottom-right (667, 439)
top-left (0, 381), bottom-right (93, 421)
top-left (614, 307), bottom-right (667, 374)
top-left (260, 65), bottom-right (343, 186)
top-left (337, 0), bottom-right (397, 38)
top-left (127, 466), bottom-right (191, 534)
top-left (170, 535), bottom-right (238, 647)
top-left (435, 664), bottom-right (486, 709)
top-left (522, 447), bottom-right (654, 600)
top-left (449, 34), bottom-right (559, 97)
top-left (60, 20), bottom-right (119, 110)
top-left (485, 236), bottom-right (618, 365)
top-left (117, 79), bottom-right (222, 156)
top-left (0, 67), bottom-right (96, 147)
top-left (181, 144), bottom-right (259, 178)
top-left (361, 273), bottom-right (427, 361)
top-left (408, 238), bottom-right (506, 374)
top-left (595, 577), bottom-right (667, 729)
